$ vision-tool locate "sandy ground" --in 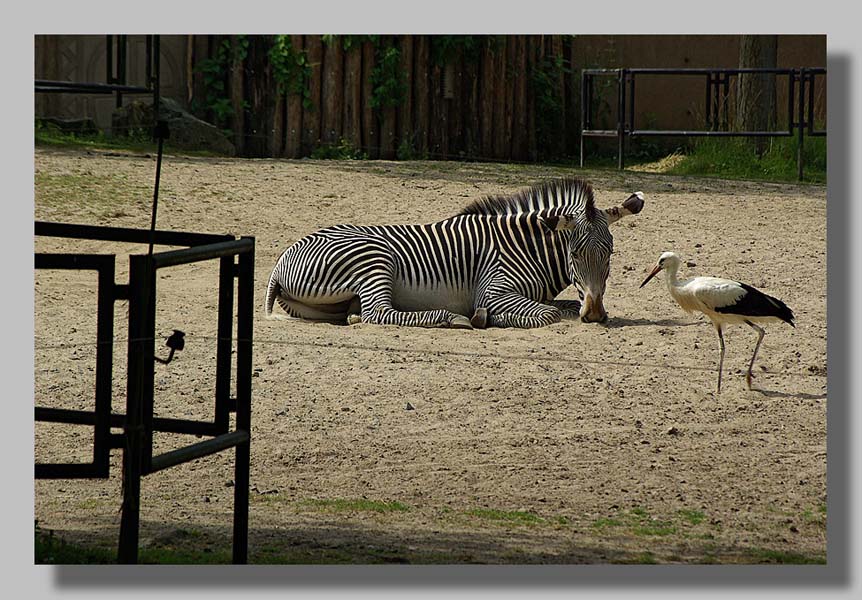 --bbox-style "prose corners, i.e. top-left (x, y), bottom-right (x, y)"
top-left (34, 146), bottom-right (827, 564)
